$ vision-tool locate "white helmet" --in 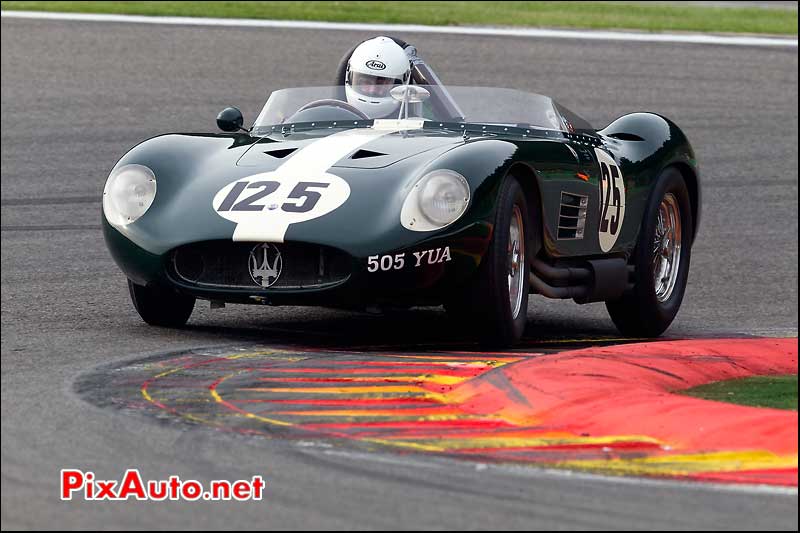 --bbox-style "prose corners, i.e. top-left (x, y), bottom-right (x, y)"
top-left (345, 36), bottom-right (411, 118)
